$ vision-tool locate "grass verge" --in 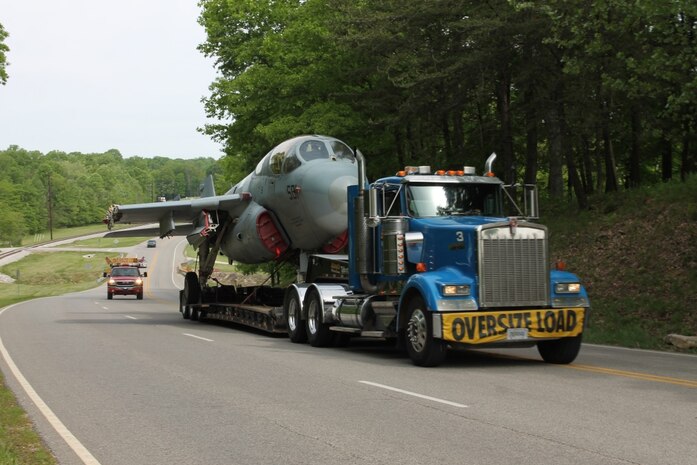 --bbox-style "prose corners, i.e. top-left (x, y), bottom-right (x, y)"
top-left (21, 223), bottom-right (133, 246)
top-left (544, 174), bottom-right (697, 352)
top-left (0, 251), bottom-right (113, 465)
